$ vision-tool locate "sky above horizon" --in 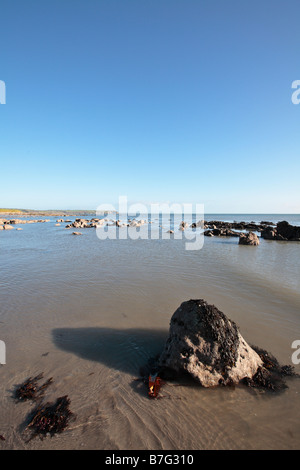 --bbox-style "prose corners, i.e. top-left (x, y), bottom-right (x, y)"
top-left (0, 0), bottom-right (300, 213)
